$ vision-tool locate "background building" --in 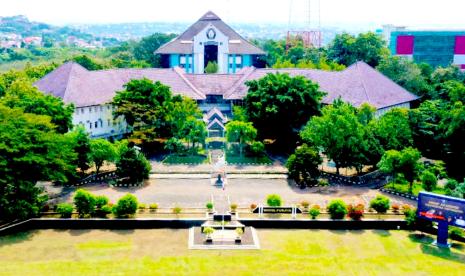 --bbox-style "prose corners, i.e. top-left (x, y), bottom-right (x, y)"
top-left (382, 25), bottom-right (465, 69)
top-left (155, 11), bottom-right (266, 74)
